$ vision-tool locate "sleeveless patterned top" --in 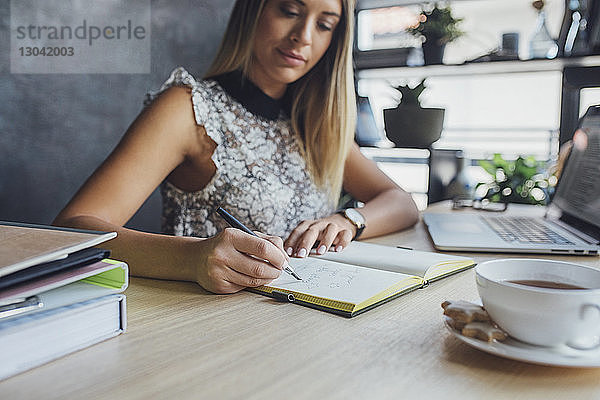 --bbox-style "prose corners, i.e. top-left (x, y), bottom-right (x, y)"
top-left (146, 67), bottom-right (336, 238)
